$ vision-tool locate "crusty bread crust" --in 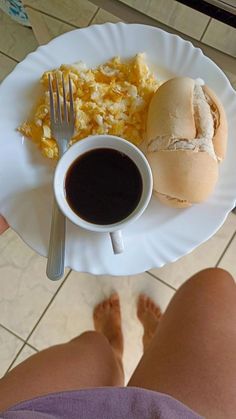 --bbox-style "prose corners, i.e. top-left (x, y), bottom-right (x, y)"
top-left (147, 77), bottom-right (196, 143)
top-left (148, 150), bottom-right (218, 203)
top-left (146, 77), bottom-right (226, 207)
top-left (155, 192), bottom-right (192, 208)
top-left (202, 85), bottom-right (227, 161)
